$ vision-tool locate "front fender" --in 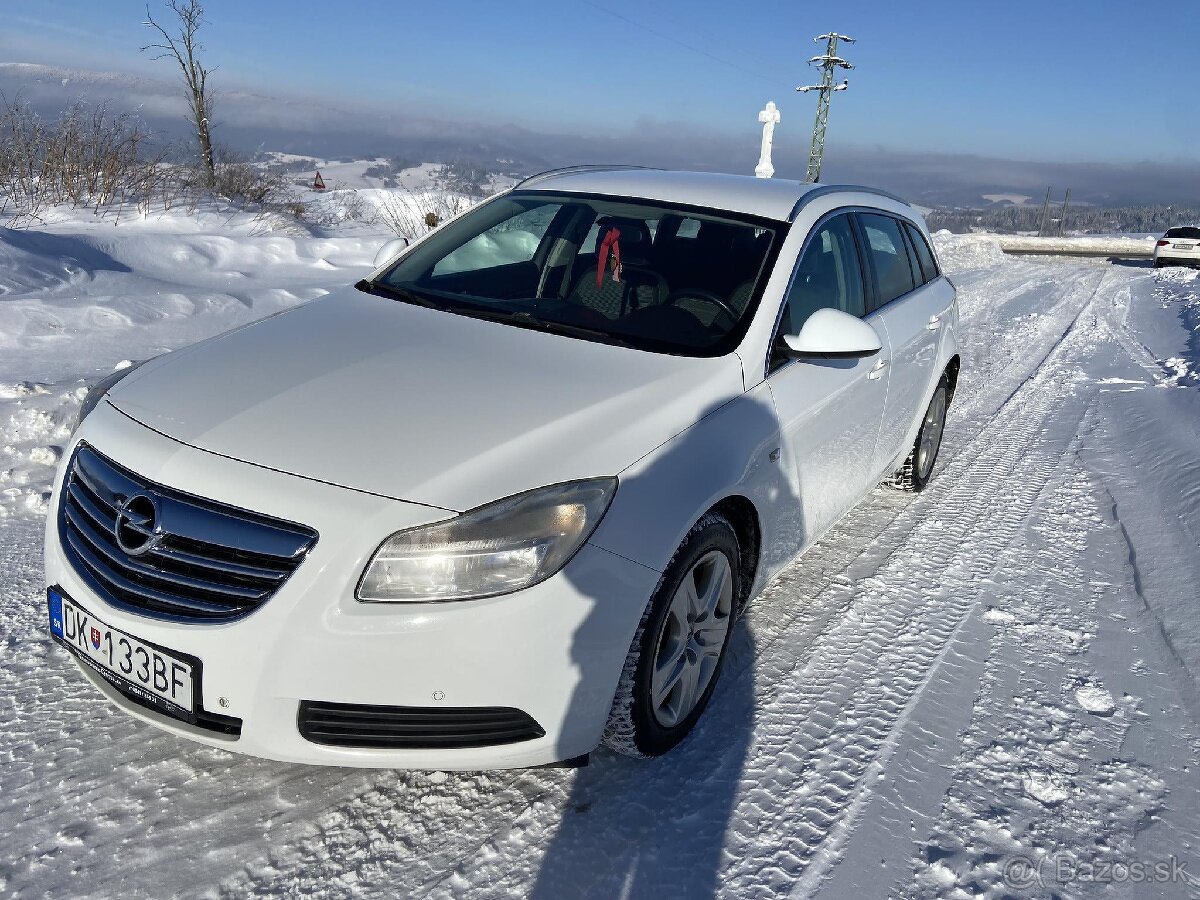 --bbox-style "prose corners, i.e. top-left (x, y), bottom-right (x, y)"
top-left (586, 385), bottom-right (792, 595)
